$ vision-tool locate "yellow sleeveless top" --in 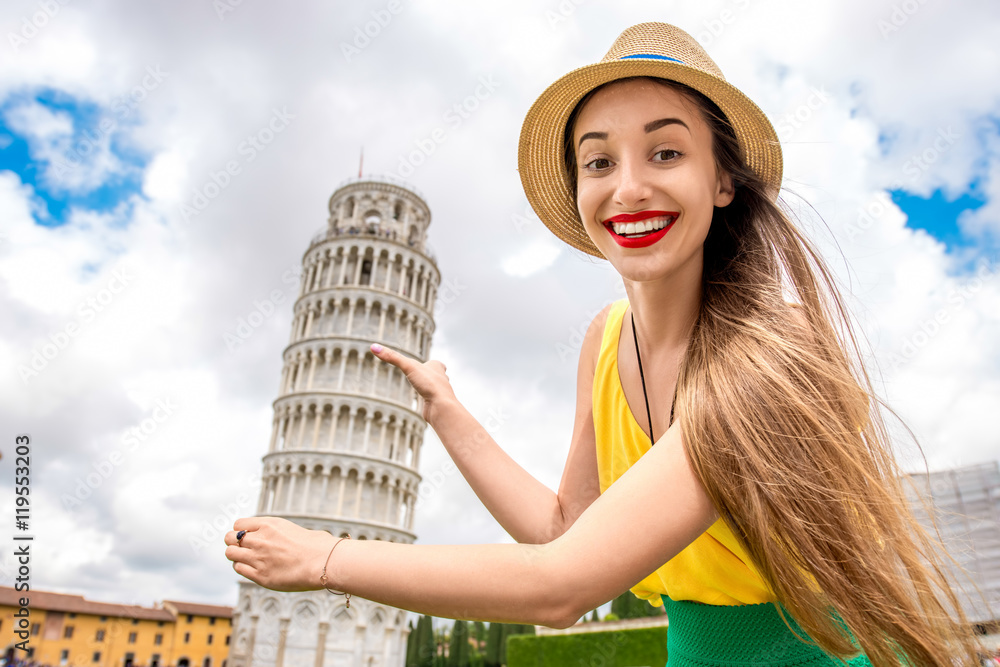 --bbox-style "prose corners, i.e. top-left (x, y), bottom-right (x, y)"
top-left (593, 299), bottom-right (775, 607)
